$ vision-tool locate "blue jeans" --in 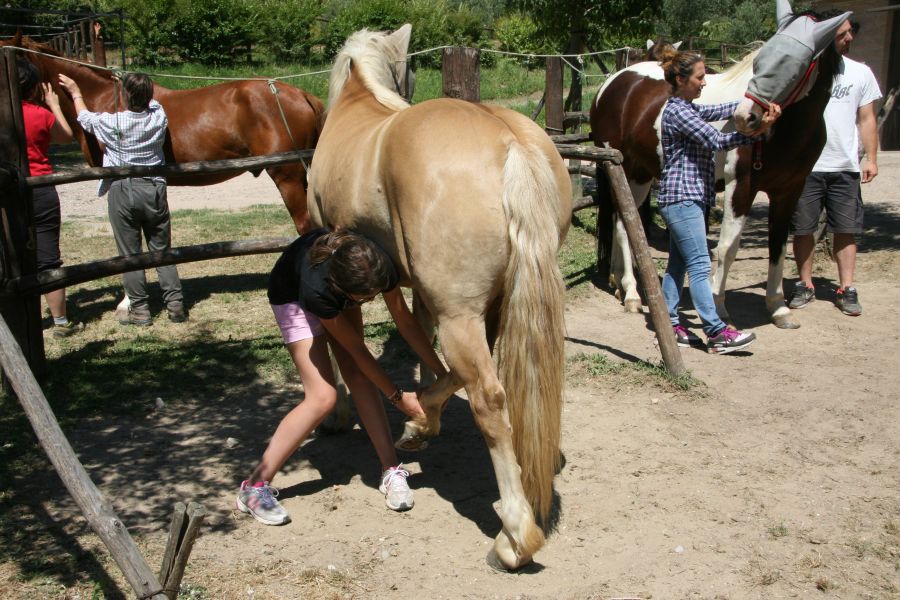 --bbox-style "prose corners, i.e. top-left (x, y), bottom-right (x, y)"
top-left (659, 201), bottom-right (725, 337)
